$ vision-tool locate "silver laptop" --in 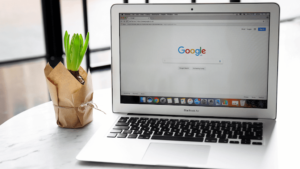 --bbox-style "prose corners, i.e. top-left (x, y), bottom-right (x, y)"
top-left (77, 3), bottom-right (279, 169)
